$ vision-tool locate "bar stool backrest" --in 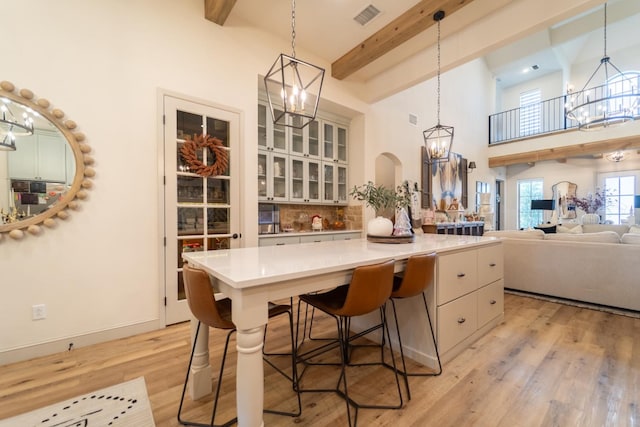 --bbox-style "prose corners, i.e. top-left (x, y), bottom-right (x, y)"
top-left (391, 253), bottom-right (436, 299)
top-left (183, 263), bottom-right (235, 330)
top-left (336, 259), bottom-right (395, 317)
